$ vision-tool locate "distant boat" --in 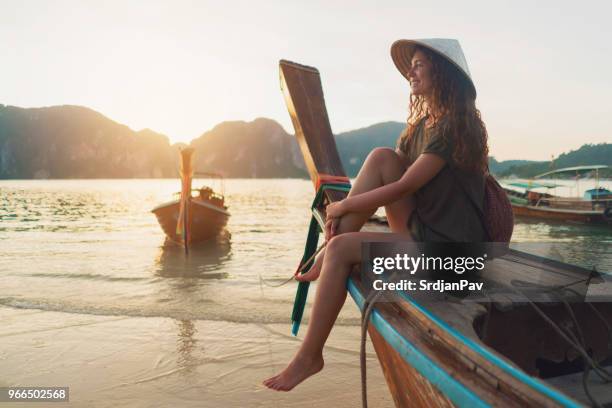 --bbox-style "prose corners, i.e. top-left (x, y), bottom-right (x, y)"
top-left (504, 165), bottom-right (612, 225)
top-left (152, 148), bottom-right (230, 252)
